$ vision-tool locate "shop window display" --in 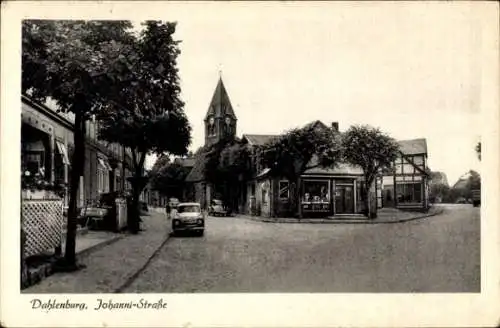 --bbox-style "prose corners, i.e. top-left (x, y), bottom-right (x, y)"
top-left (396, 182), bottom-right (422, 203)
top-left (302, 180), bottom-right (330, 213)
